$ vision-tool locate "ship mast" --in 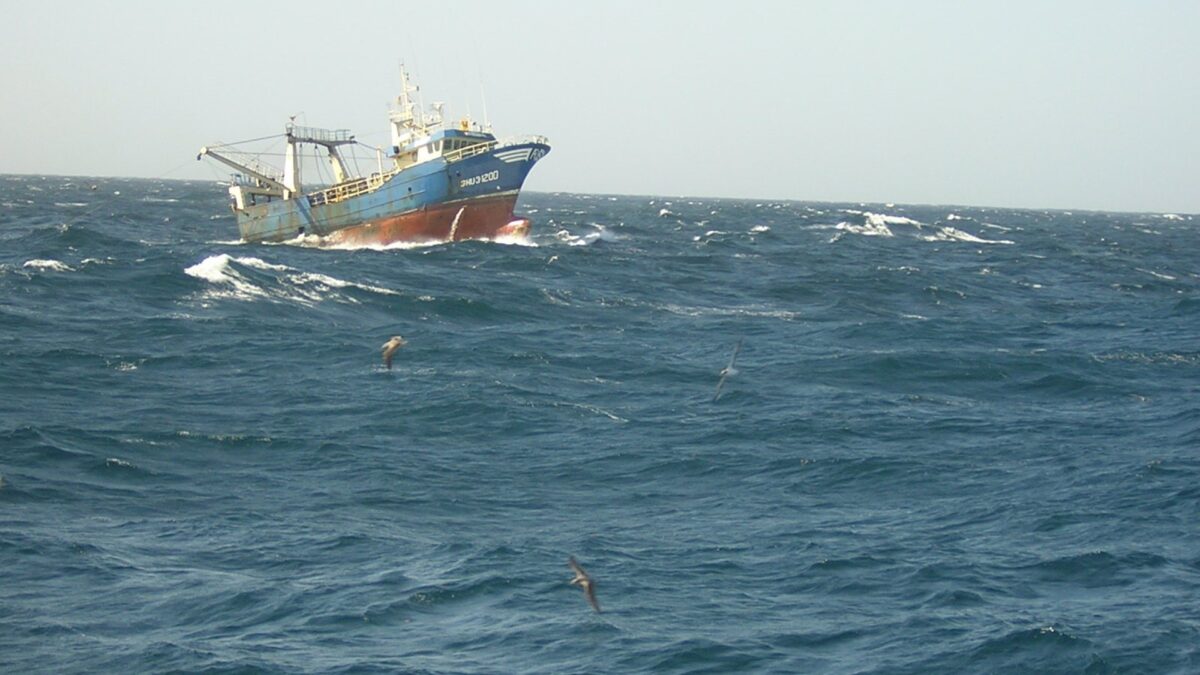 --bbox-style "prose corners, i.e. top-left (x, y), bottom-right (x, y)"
top-left (282, 123), bottom-right (356, 193)
top-left (389, 64), bottom-right (434, 147)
